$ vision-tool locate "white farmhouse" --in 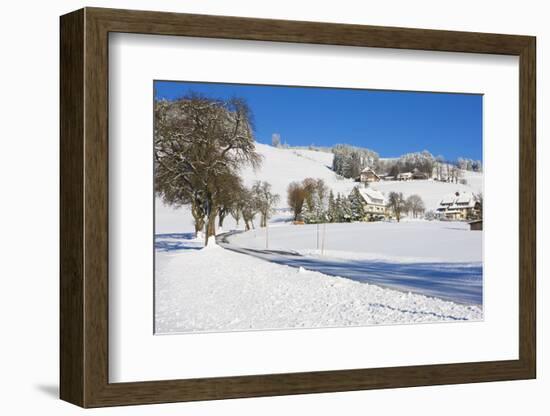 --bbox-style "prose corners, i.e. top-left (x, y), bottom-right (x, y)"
top-left (359, 167), bottom-right (381, 183)
top-left (436, 191), bottom-right (480, 220)
top-left (359, 188), bottom-right (387, 221)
